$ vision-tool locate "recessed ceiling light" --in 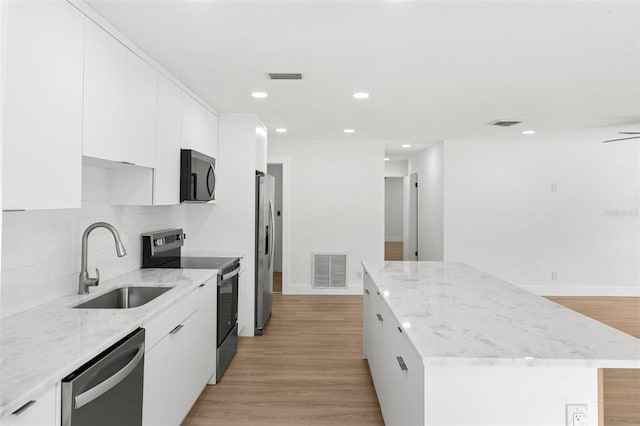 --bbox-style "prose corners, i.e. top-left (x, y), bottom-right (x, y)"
top-left (384, 158), bottom-right (390, 161)
top-left (344, 129), bottom-right (355, 134)
top-left (522, 130), bottom-right (535, 135)
top-left (402, 144), bottom-right (411, 148)
top-left (275, 128), bottom-right (287, 133)
top-left (353, 92), bottom-right (370, 99)
top-left (251, 92), bottom-right (268, 99)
